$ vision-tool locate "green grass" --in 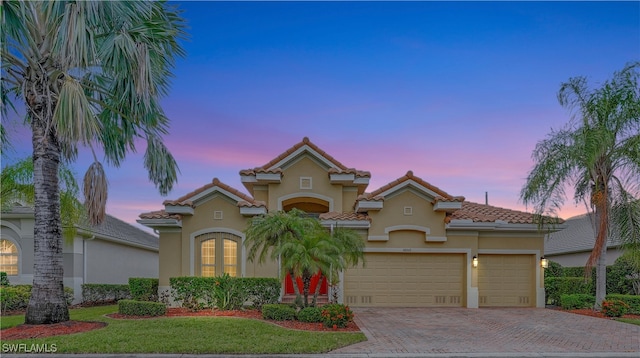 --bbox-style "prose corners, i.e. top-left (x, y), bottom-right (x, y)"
top-left (616, 317), bottom-right (640, 326)
top-left (1, 305), bottom-right (366, 354)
